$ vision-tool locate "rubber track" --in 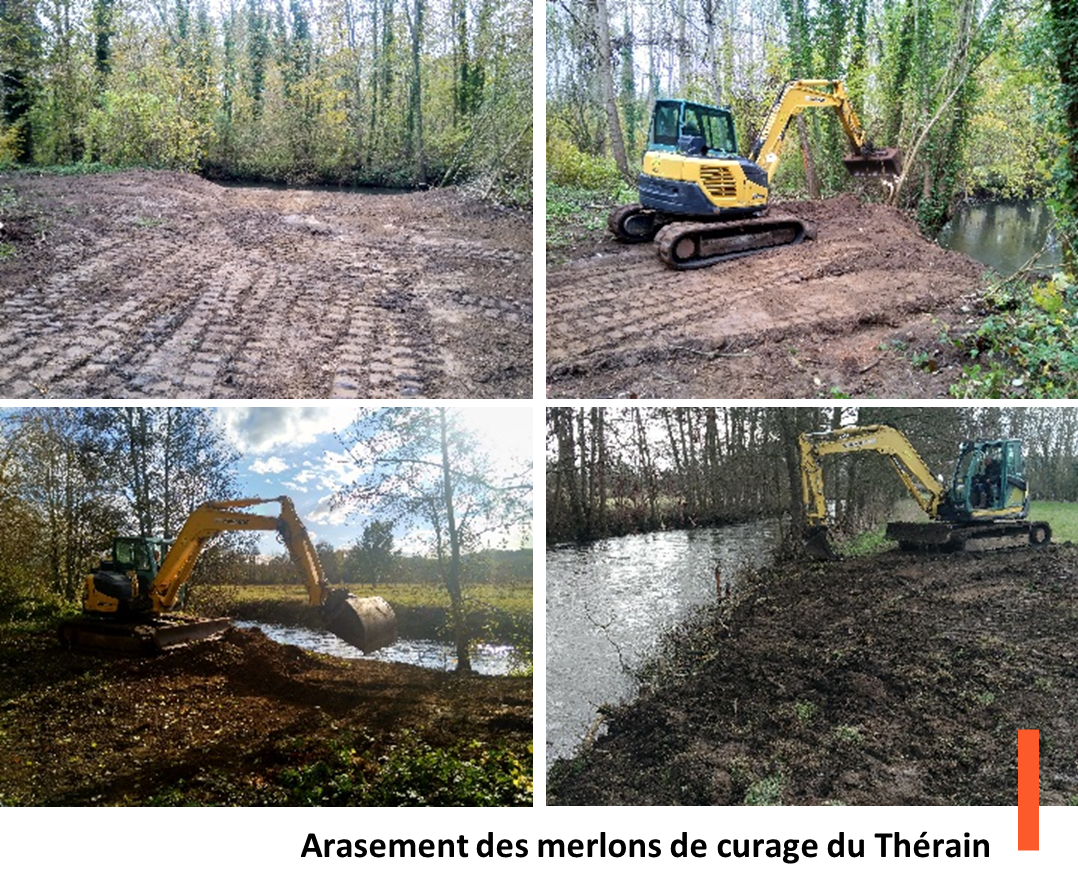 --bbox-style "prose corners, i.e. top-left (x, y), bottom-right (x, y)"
top-left (656, 215), bottom-right (810, 270)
